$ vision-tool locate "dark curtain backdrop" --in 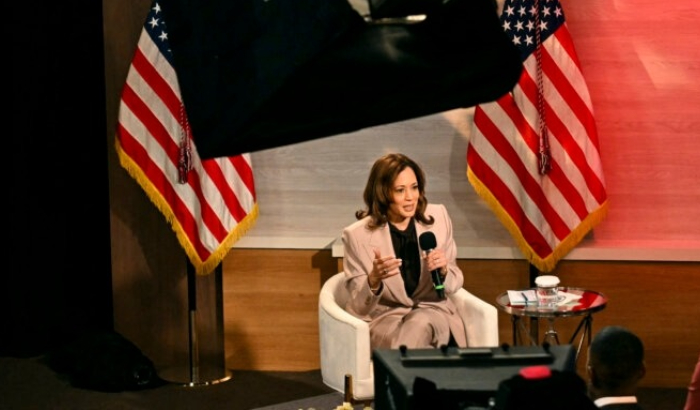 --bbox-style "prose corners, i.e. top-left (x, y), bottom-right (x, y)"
top-left (6, 1), bottom-right (113, 356)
